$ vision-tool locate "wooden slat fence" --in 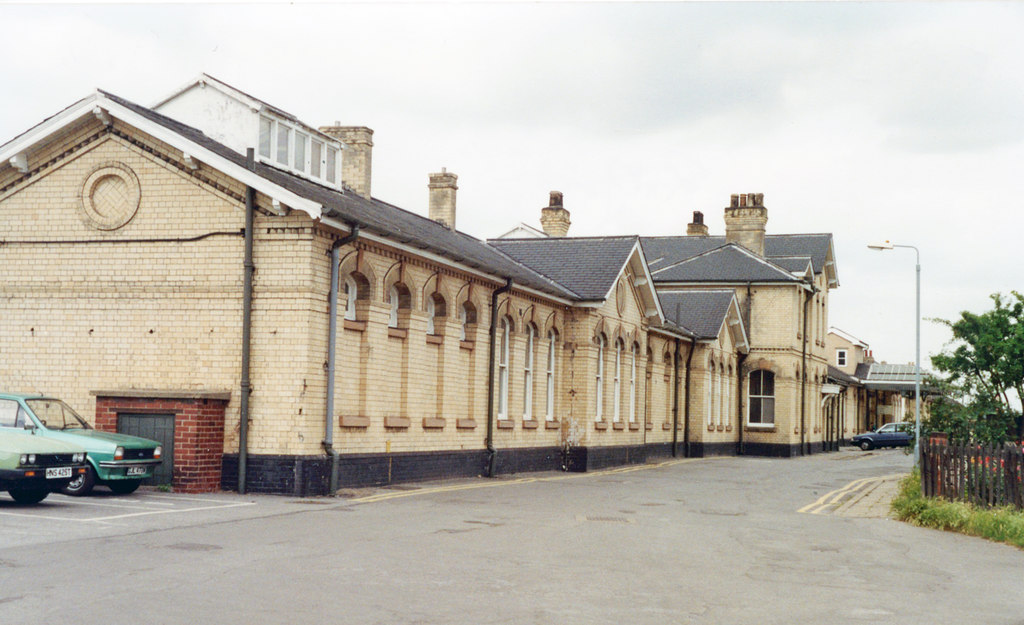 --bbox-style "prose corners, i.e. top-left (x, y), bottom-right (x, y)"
top-left (921, 438), bottom-right (1024, 509)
